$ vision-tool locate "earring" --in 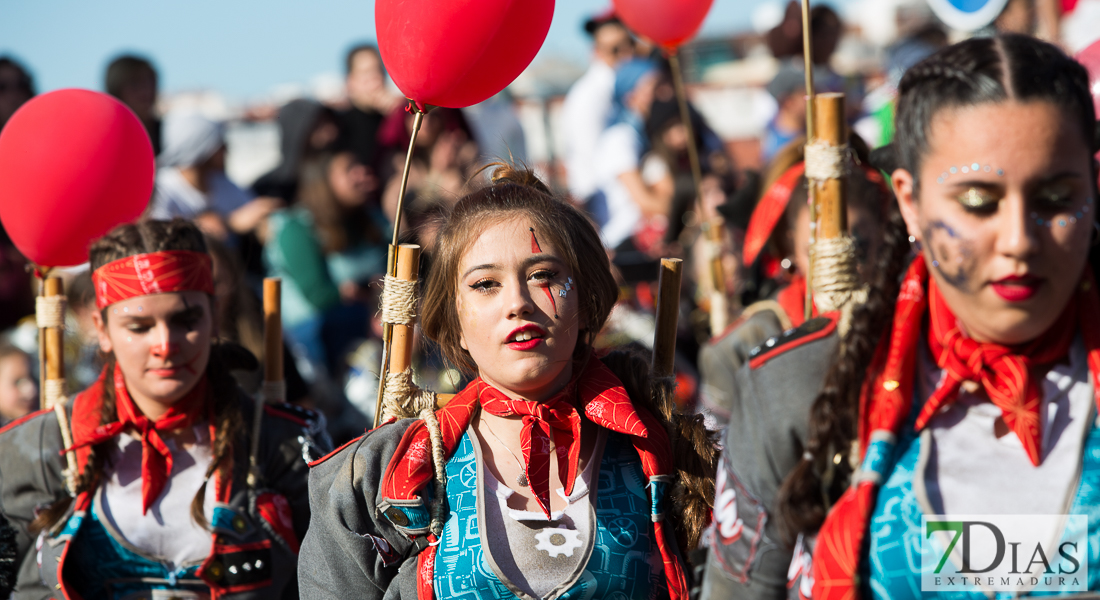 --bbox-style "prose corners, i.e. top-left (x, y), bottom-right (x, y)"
top-left (909, 235), bottom-right (923, 252)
